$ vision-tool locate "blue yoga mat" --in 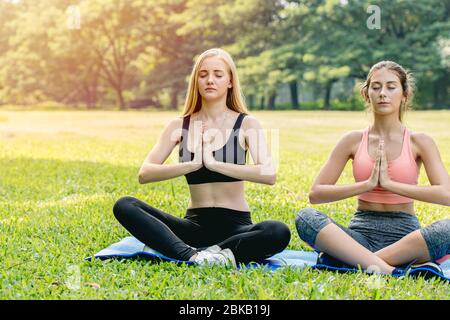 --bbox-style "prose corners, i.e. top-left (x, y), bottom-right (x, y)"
top-left (87, 237), bottom-right (450, 281)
